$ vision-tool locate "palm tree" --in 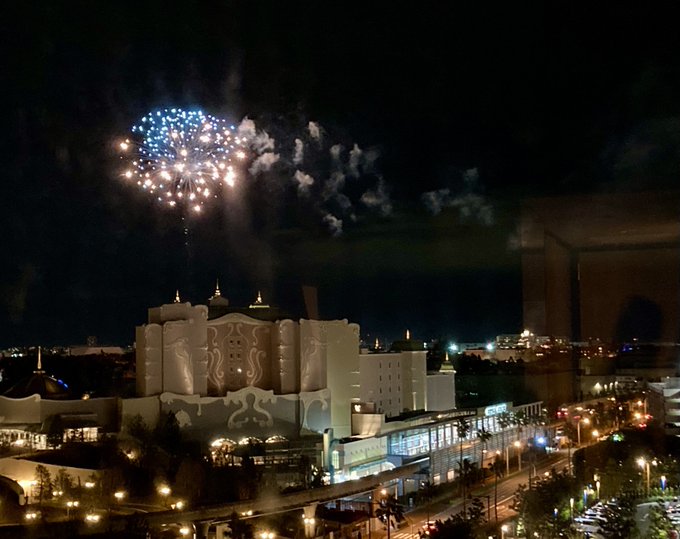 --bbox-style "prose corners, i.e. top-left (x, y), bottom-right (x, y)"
top-left (455, 418), bottom-right (471, 516)
top-left (515, 410), bottom-right (528, 443)
top-left (489, 456), bottom-right (504, 524)
top-left (497, 411), bottom-right (514, 474)
top-left (375, 494), bottom-right (404, 539)
top-left (476, 427), bottom-right (492, 480)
